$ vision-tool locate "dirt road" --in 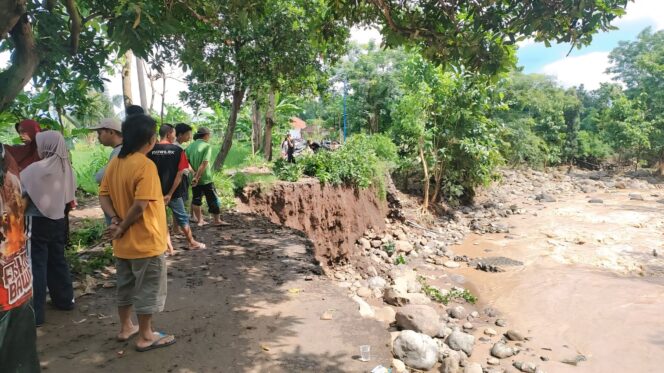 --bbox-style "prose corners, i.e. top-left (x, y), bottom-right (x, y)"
top-left (37, 213), bottom-right (391, 372)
